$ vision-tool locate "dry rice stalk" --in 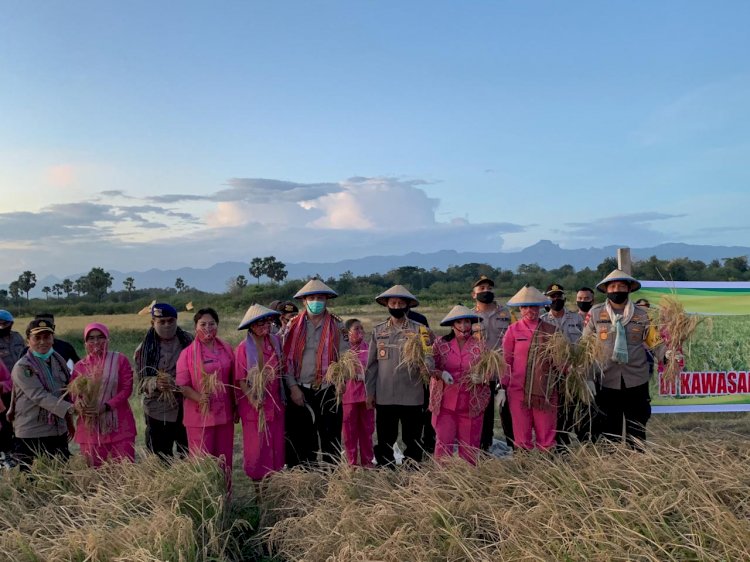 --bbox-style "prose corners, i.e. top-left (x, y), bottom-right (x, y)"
top-left (398, 333), bottom-right (431, 385)
top-left (67, 374), bottom-right (102, 429)
top-left (324, 350), bottom-right (363, 403)
top-left (472, 348), bottom-right (504, 385)
top-left (244, 364), bottom-right (277, 434)
top-left (657, 295), bottom-right (706, 383)
top-left (140, 370), bottom-right (178, 408)
top-left (200, 370), bottom-right (225, 417)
